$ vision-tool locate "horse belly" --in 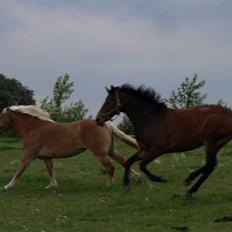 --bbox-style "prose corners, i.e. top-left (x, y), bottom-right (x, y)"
top-left (168, 131), bottom-right (204, 152)
top-left (38, 146), bottom-right (87, 159)
top-left (38, 134), bottom-right (86, 158)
